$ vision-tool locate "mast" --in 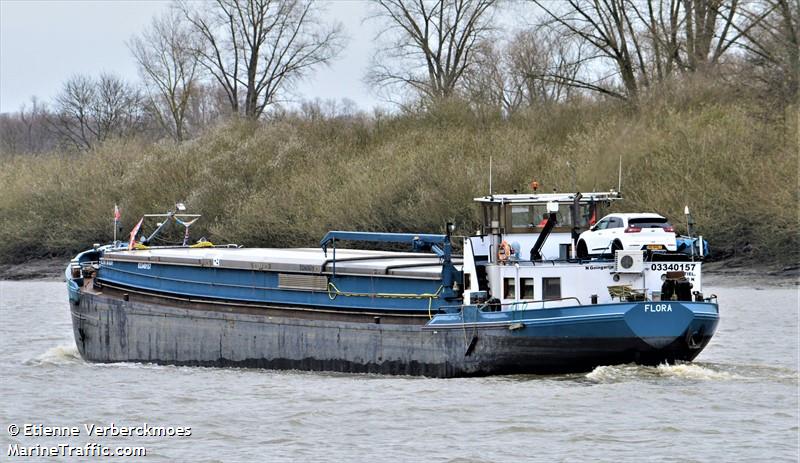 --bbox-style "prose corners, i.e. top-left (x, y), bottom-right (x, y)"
top-left (488, 156), bottom-right (493, 195)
